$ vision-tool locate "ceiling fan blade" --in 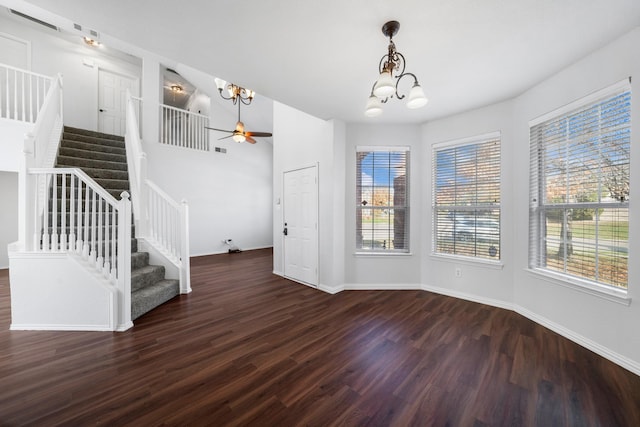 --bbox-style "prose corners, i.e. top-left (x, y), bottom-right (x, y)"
top-left (205, 126), bottom-right (233, 133)
top-left (245, 135), bottom-right (257, 144)
top-left (245, 131), bottom-right (272, 137)
top-left (218, 135), bottom-right (234, 140)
